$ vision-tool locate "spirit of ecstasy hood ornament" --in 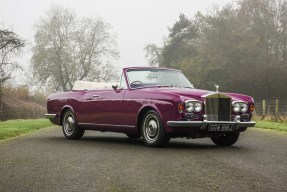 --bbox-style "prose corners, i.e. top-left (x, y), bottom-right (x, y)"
top-left (215, 85), bottom-right (219, 92)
